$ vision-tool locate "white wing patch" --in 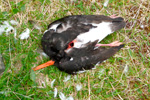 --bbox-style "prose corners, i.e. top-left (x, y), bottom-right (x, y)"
top-left (57, 21), bottom-right (72, 33)
top-left (43, 23), bottom-right (60, 35)
top-left (74, 22), bottom-right (113, 48)
top-left (44, 21), bottom-right (72, 34)
top-left (49, 23), bottom-right (60, 31)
